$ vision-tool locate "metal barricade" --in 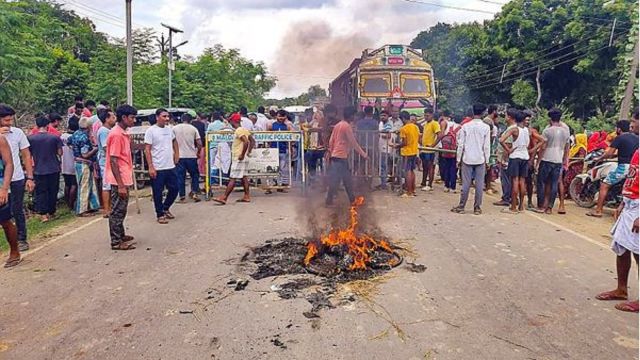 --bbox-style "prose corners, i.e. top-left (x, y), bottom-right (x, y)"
top-left (204, 130), bottom-right (306, 198)
top-left (301, 129), bottom-right (403, 189)
top-left (129, 132), bottom-right (149, 188)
